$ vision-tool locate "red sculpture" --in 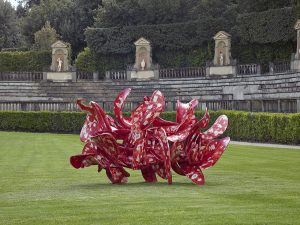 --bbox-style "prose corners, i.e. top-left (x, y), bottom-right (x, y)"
top-left (70, 89), bottom-right (230, 185)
